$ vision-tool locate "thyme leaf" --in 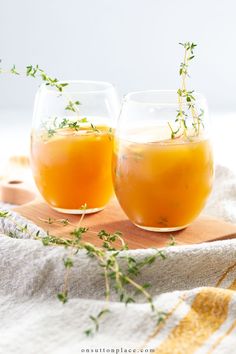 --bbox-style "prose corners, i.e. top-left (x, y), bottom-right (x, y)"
top-left (169, 42), bottom-right (204, 139)
top-left (0, 209), bottom-right (169, 337)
